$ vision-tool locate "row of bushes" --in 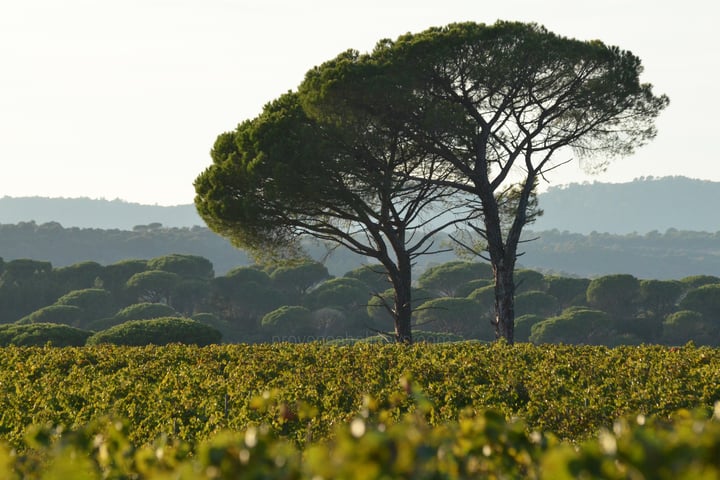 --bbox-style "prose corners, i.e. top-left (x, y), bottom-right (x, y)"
top-left (5, 253), bottom-right (720, 345)
top-left (0, 317), bottom-right (221, 347)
